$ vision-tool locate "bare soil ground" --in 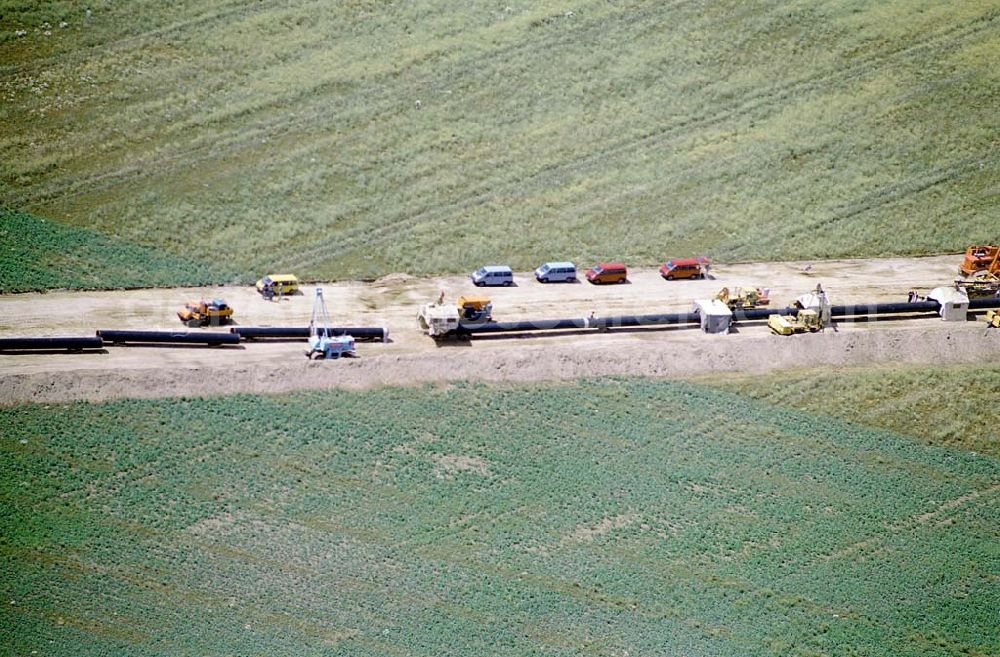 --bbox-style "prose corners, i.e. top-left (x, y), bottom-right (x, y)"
top-left (2, 255), bottom-right (996, 405)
